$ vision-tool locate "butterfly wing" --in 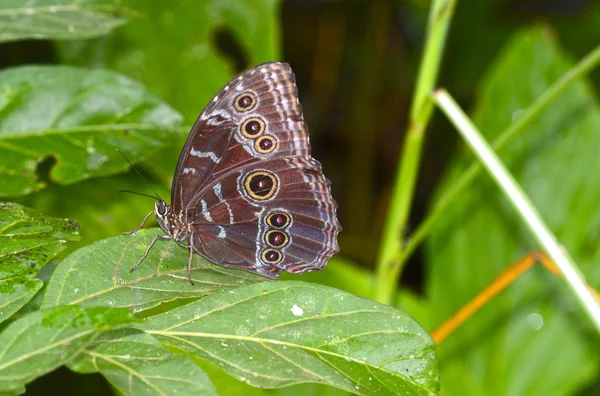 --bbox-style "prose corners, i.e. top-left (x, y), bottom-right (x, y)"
top-left (190, 157), bottom-right (339, 278)
top-left (175, 62), bottom-right (340, 277)
top-left (171, 62), bottom-right (310, 212)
